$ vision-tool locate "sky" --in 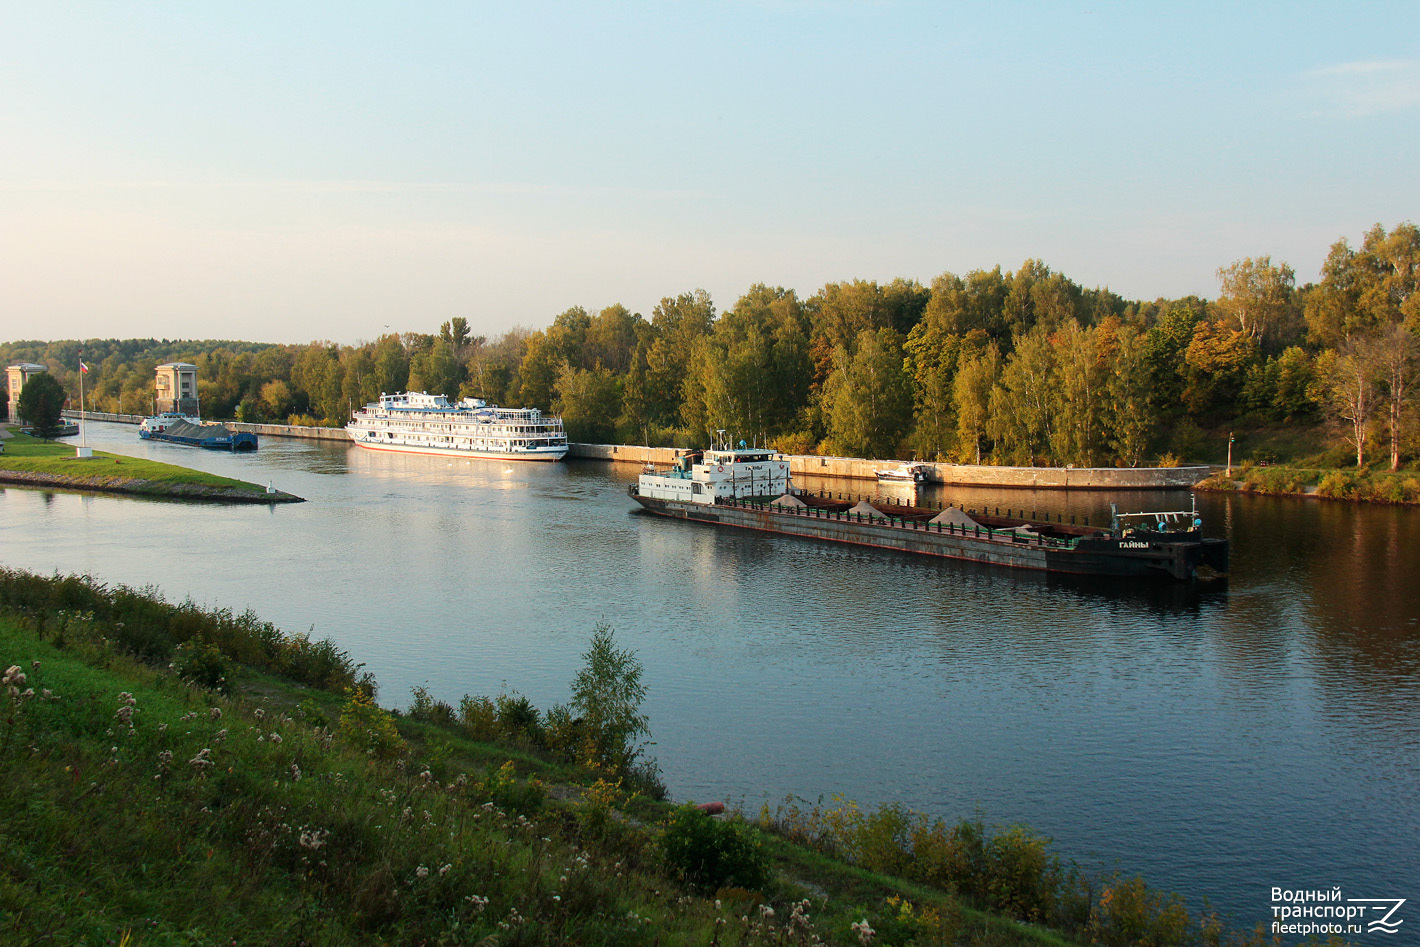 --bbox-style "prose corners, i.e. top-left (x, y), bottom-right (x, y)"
top-left (3, 1), bottom-right (1418, 346)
